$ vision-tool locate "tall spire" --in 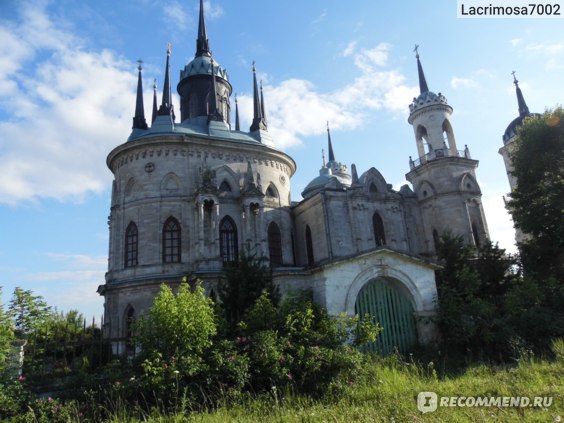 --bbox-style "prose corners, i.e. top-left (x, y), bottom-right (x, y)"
top-left (132, 60), bottom-right (148, 130)
top-left (196, 0), bottom-right (211, 57)
top-left (512, 71), bottom-right (530, 117)
top-left (158, 43), bottom-right (175, 120)
top-left (414, 44), bottom-right (429, 94)
top-left (327, 121), bottom-right (335, 162)
top-left (250, 62), bottom-right (267, 131)
top-left (151, 79), bottom-right (158, 124)
top-left (235, 95), bottom-right (240, 131)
